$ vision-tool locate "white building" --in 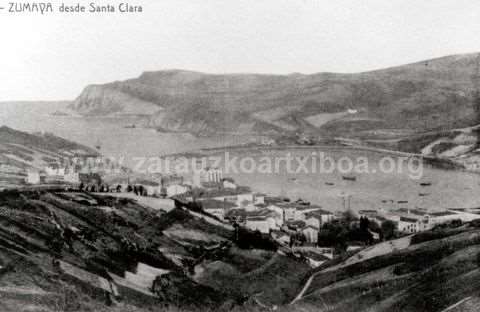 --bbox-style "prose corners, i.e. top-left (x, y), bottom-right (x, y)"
top-left (254, 193), bottom-right (266, 205)
top-left (304, 209), bottom-right (335, 229)
top-left (193, 167), bottom-right (223, 187)
top-left (64, 171), bottom-right (80, 184)
top-left (397, 216), bottom-right (423, 233)
top-left (266, 204), bottom-right (285, 227)
top-left (302, 225), bottom-right (319, 244)
top-left (213, 191), bottom-right (254, 208)
top-left (222, 179), bottom-right (237, 189)
top-left (26, 170), bottom-right (41, 184)
top-left (45, 166), bottom-right (65, 177)
top-left (245, 216), bottom-right (277, 234)
top-left (143, 184), bottom-right (162, 196)
top-left (166, 184), bottom-right (189, 197)
top-left (200, 199), bottom-right (236, 220)
top-left (277, 202), bottom-right (297, 221)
